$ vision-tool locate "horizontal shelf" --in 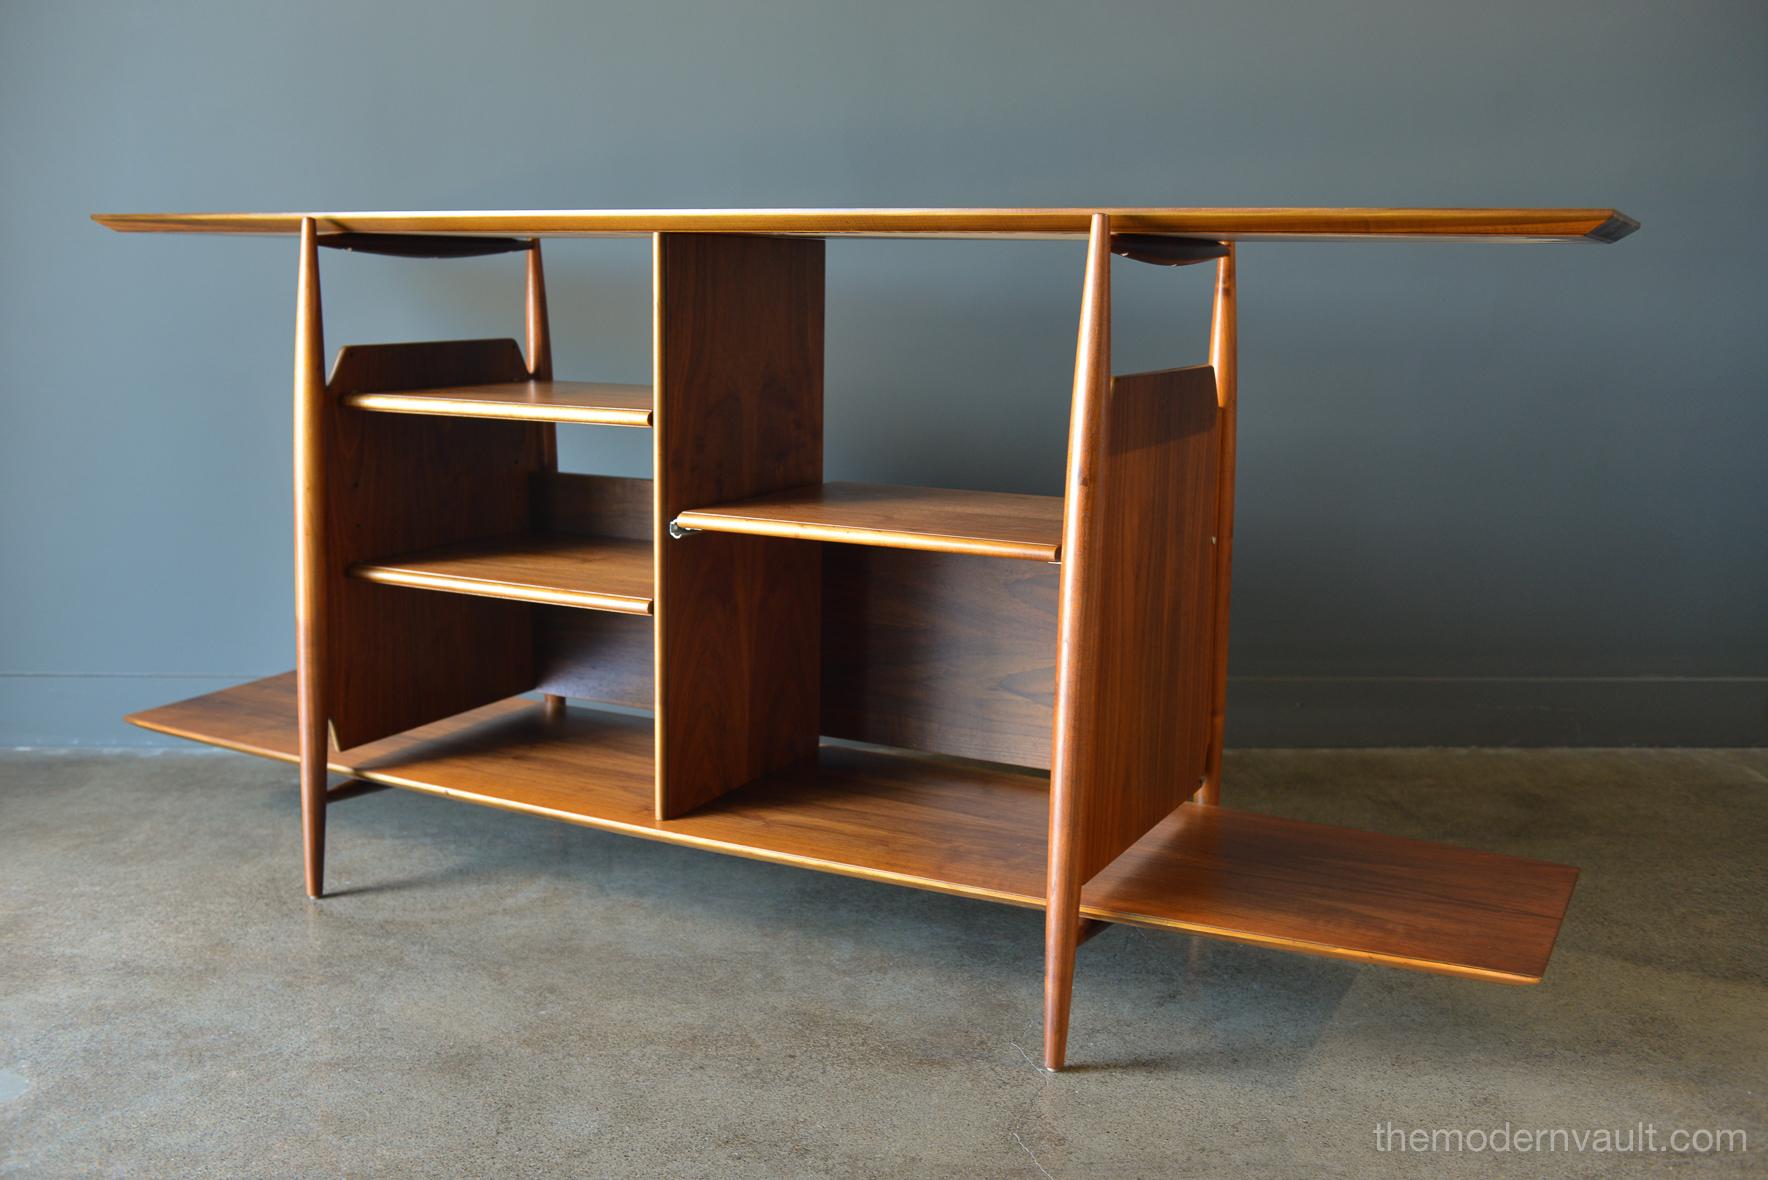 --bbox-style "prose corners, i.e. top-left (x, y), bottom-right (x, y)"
top-left (129, 675), bottom-right (1578, 983)
top-left (350, 532), bottom-right (653, 614)
top-left (674, 482), bottom-right (1065, 561)
top-left (341, 379), bottom-right (652, 427)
